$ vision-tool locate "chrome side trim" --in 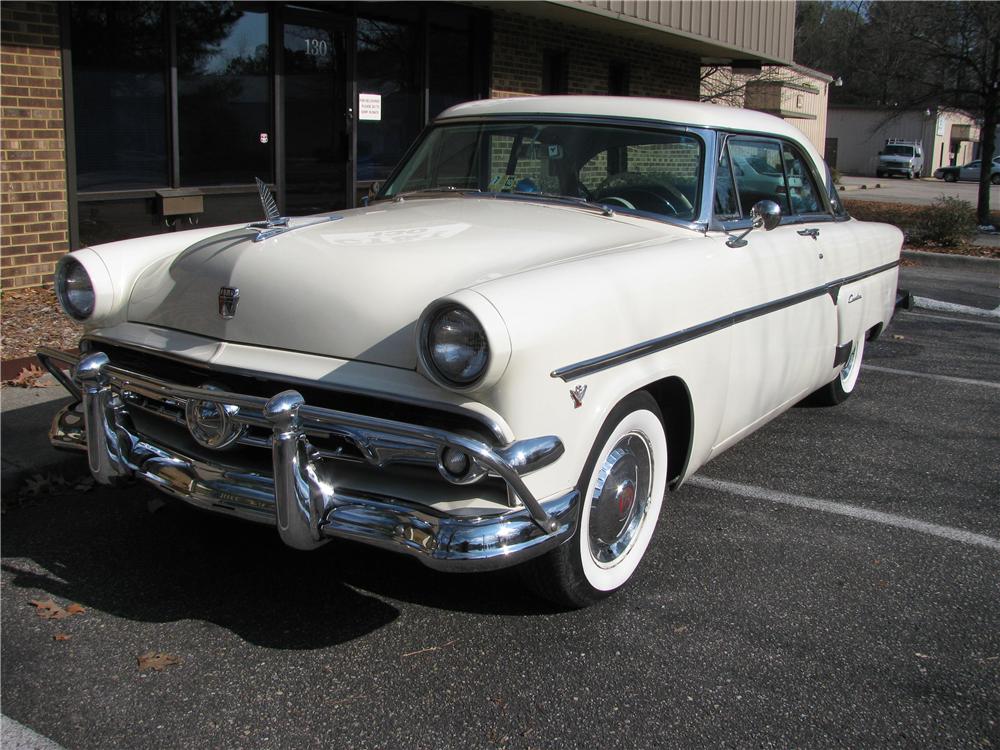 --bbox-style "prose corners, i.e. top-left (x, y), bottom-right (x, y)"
top-left (551, 260), bottom-right (901, 381)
